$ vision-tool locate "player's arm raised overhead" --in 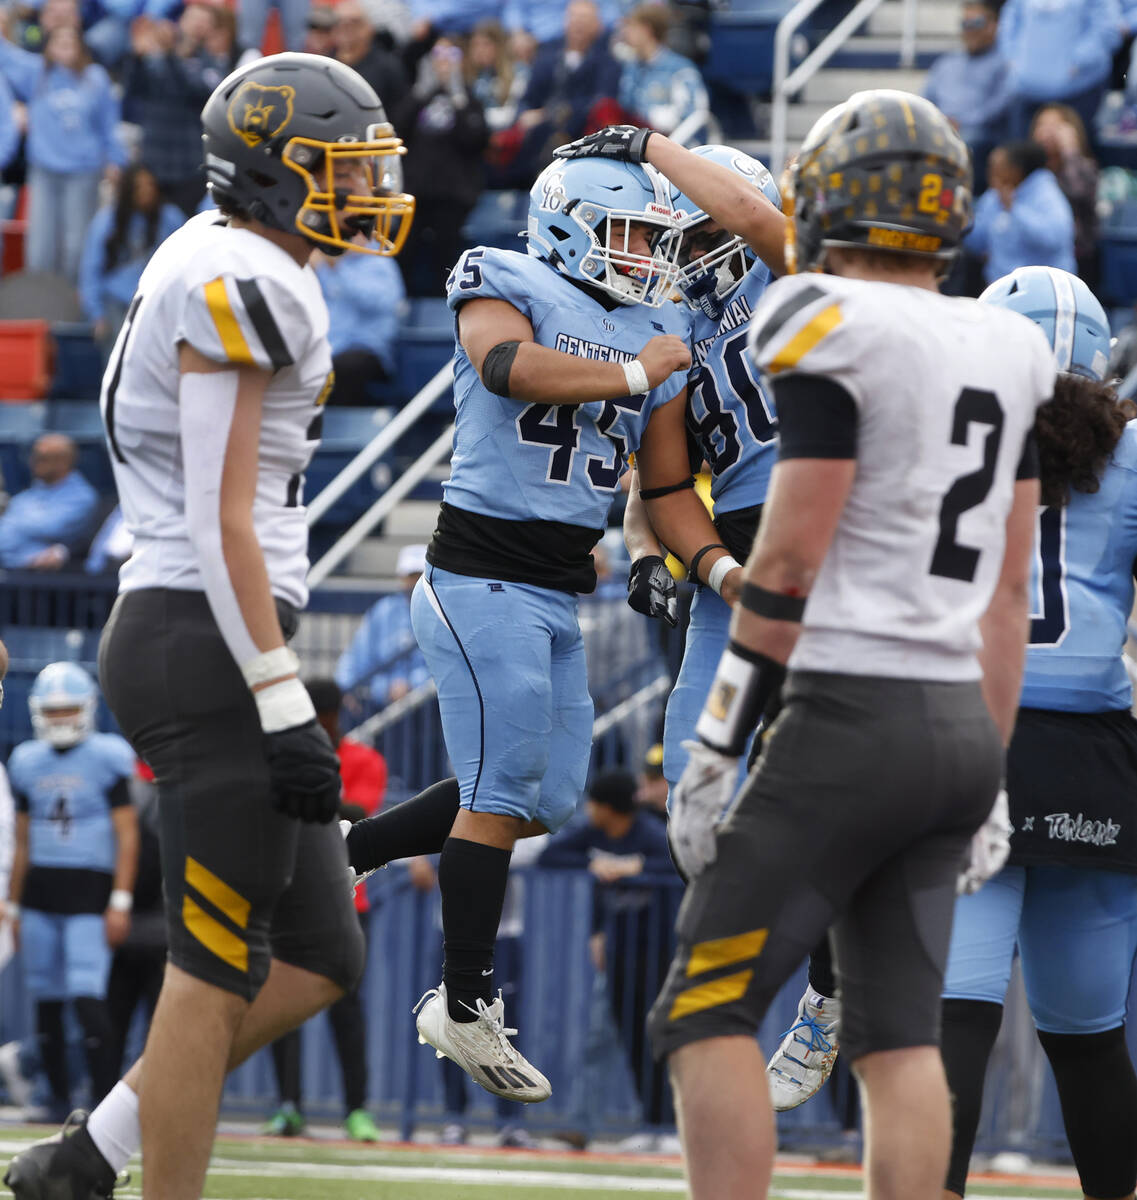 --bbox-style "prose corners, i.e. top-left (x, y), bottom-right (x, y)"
top-left (457, 297), bottom-right (690, 406)
top-left (977, 469), bottom-right (1039, 746)
top-left (554, 126), bottom-right (788, 276)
